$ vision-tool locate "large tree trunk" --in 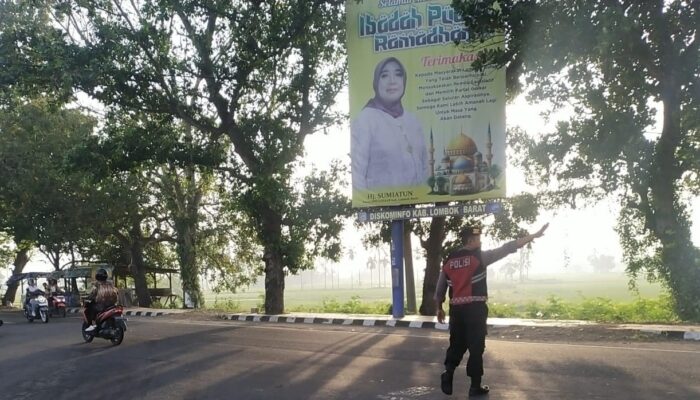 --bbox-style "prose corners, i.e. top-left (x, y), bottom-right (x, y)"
top-left (263, 248), bottom-right (285, 314)
top-left (167, 164), bottom-right (204, 309)
top-left (260, 209), bottom-right (285, 314)
top-left (128, 225), bottom-right (151, 308)
top-left (177, 223), bottom-right (202, 308)
top-left (419, 216), bottom-right (447, 315)
top-left (648, 71), bottom-right (700, 320)
top-left (2, 246), bottom-right (30, 306)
